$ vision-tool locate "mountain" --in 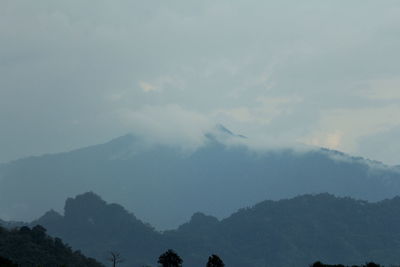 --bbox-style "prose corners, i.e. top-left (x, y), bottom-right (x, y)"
top-left (0, 219), bottom-right (25, 229)
top-left (34, 192), bottom-right (400, 267)
top-left (33, 192), bottom-right (162, 267)
top-left (1, 127), bottom-right (400, 229)
top-left (0, 224), bottom-right (104, 267)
